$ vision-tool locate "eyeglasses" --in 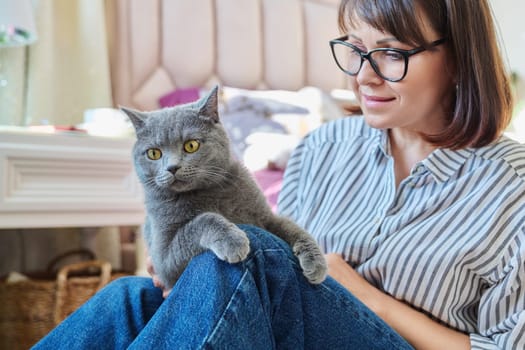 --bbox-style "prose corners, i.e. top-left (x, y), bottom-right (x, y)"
top-left (329, 35), bottom-right (447, 82)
